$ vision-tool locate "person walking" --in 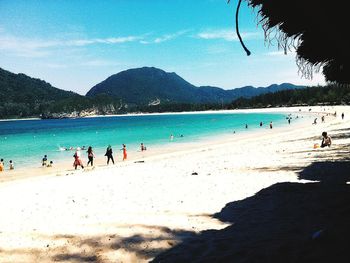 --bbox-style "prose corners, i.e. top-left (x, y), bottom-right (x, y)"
top-left (105, 145), bottom-right (114, 165)
top-left (0, 159), bottom-right (4, 172)
top-left (73, 148), bottom-right (84, 170)
top-left (122, 144), bottom-right (127, 161)
top-left (87, 146), bottom-right (95, 167)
